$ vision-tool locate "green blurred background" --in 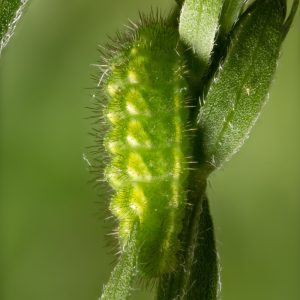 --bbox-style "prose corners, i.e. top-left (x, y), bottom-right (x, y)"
top-left (0, 1), bottom-right (299, 299)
